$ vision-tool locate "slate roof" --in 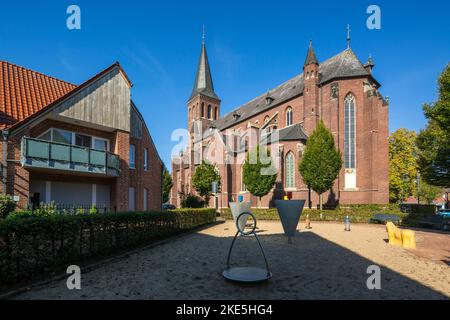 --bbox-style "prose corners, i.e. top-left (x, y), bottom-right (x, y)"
top-left (189, 43), bottom-right (219, 101)
top-left (214, 48), bottom-right (373, 130)
top-left (260, 123), bottom-right (308, 145)
top-left (304, 41), bottom-right (319, 66)
top-left (0, 61), bottom-right (76, 127)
